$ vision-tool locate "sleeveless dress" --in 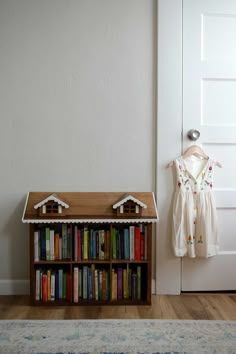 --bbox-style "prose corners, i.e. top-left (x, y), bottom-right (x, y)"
top-left (172, 156), bottom-right (219, 258)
